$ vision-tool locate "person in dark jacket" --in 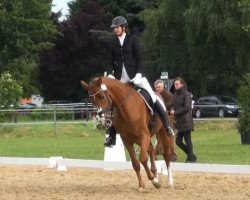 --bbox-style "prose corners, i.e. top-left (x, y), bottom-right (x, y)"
top-left (104, 16), bottom-right (174, 147)
top-left (170, 77), bottom-right (197, 163)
